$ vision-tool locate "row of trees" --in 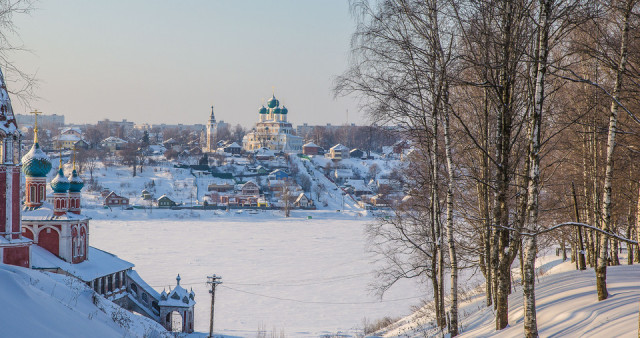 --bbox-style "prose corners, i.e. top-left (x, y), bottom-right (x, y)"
top-left (338, 0), bottom-right (640, 337)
